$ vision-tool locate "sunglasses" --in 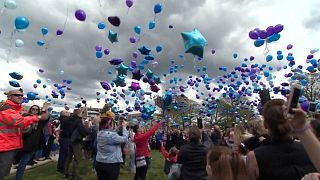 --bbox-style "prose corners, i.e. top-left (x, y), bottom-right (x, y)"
top-left (31, 108), bottom-right (40, 111)
top-left (11, 94), bottom-right (23, 97)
